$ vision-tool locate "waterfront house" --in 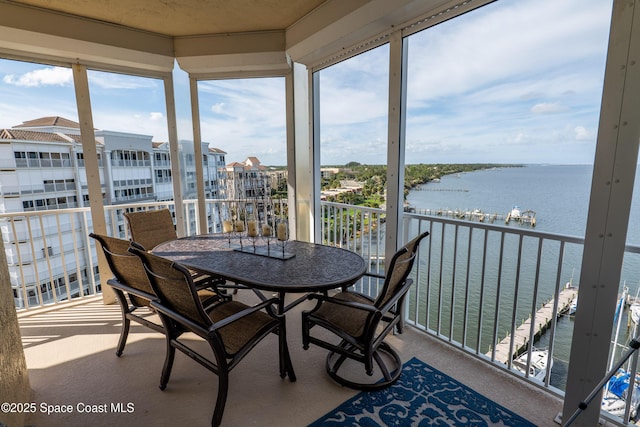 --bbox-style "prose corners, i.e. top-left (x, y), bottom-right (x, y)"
top-left (1, 1), bottom-right (638, 426)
